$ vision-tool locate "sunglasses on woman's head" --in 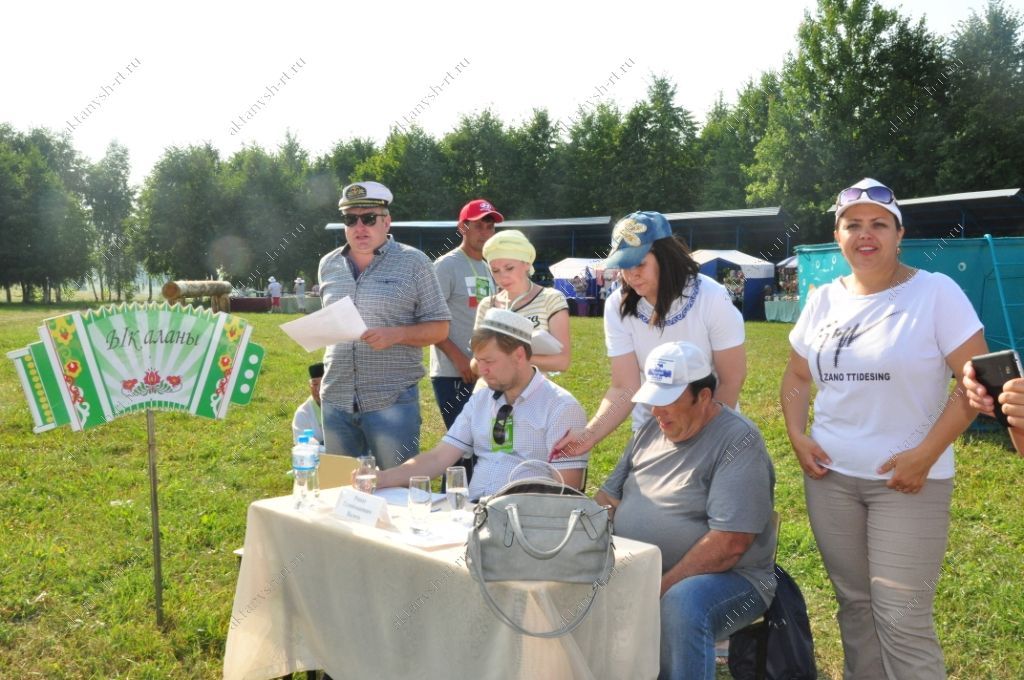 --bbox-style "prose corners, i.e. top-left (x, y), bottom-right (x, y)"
top-left (493, 404), bottom-right (513, 445)
top-left (837, 186), bottom-right (896, 207)
top-left (342, 213), bottom-right (386, 227)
